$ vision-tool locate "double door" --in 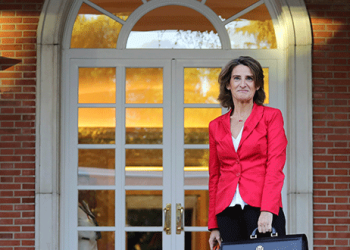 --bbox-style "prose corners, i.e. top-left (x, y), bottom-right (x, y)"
top-left (64, 57), bottom-right (279, 249)
top-left (65, 58), bottom-right (231, 250)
